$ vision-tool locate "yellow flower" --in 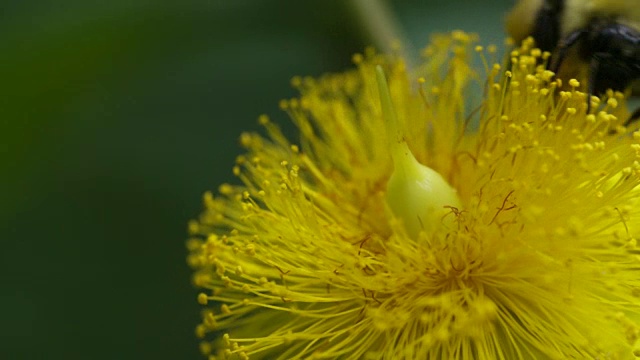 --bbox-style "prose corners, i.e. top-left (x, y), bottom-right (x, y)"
top-left (188, 32), bottom-right (640, 359)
